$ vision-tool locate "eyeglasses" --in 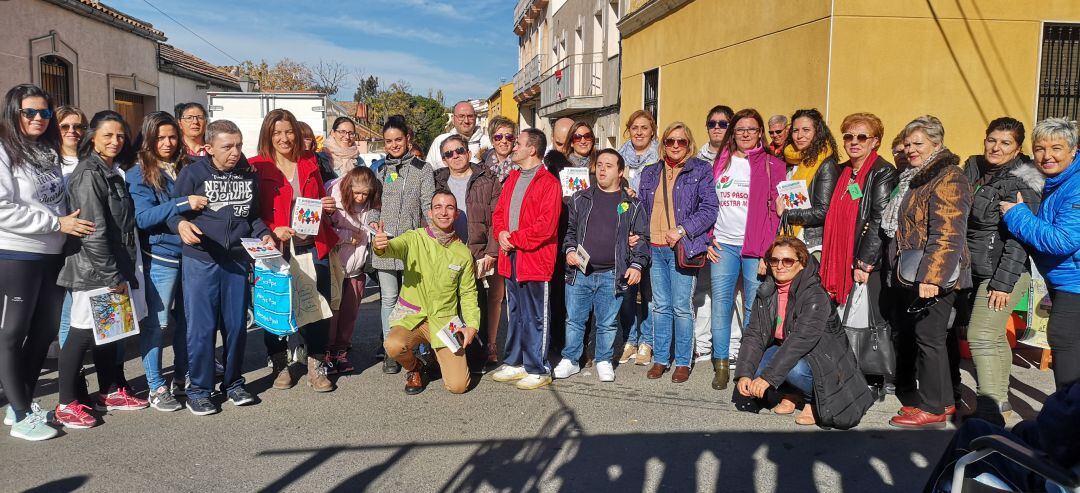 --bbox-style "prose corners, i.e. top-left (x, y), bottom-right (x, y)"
top-left (454, 114), bottom-right (477, 120)
top-left (706, 119), bottom-right (729, 130)
top-left (441, 146), bottom-right (468, 159)
top-left (571, 133), bottom-right (594, 143)
top-left (767, 129), bottom-right (784, 136)
top-left (766, 256), bottom-right (799, 268)
top-left (663, 138), bottom-right (689, 148)
top-left (843, 133), bottom-right (871, 143)
top-left (60, 123), bottom-right (87, 132)
top-left (335, 130), bottom-right (357, 138)
top-left (734, 127), bottom-right (760, 135)
top-left (180, 115), bottom-right (206, 122)
top-left (19, 108), bottom-right (53, 120)
top-left (492, 133), bottom-right (514, 142)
